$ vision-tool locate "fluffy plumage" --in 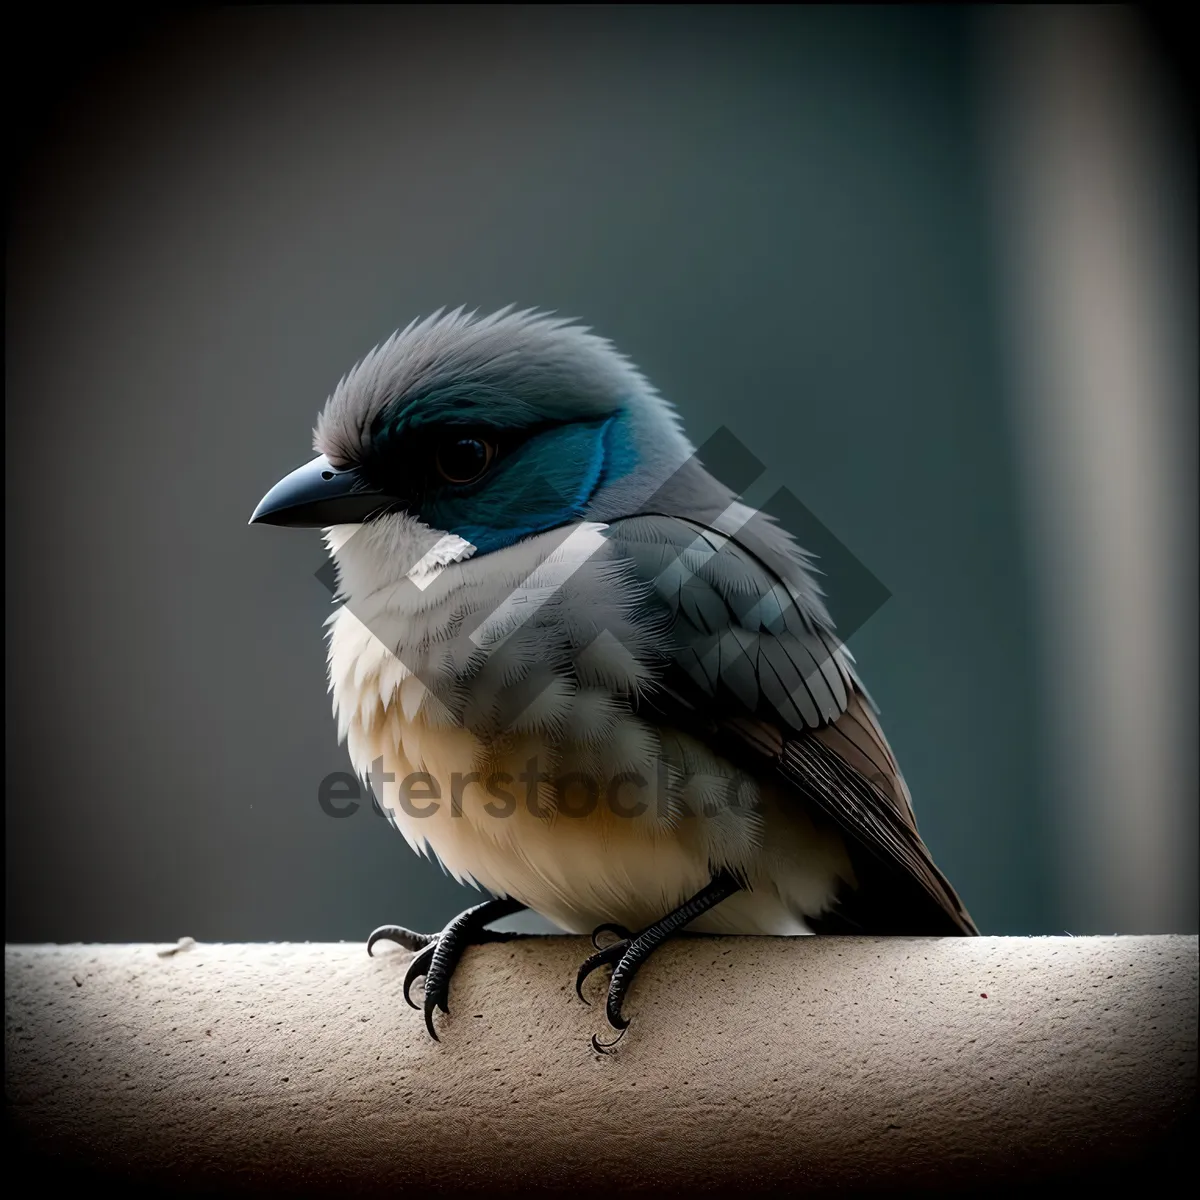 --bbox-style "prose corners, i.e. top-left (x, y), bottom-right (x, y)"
top-left (314, 308), bottom-right (977, 938)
